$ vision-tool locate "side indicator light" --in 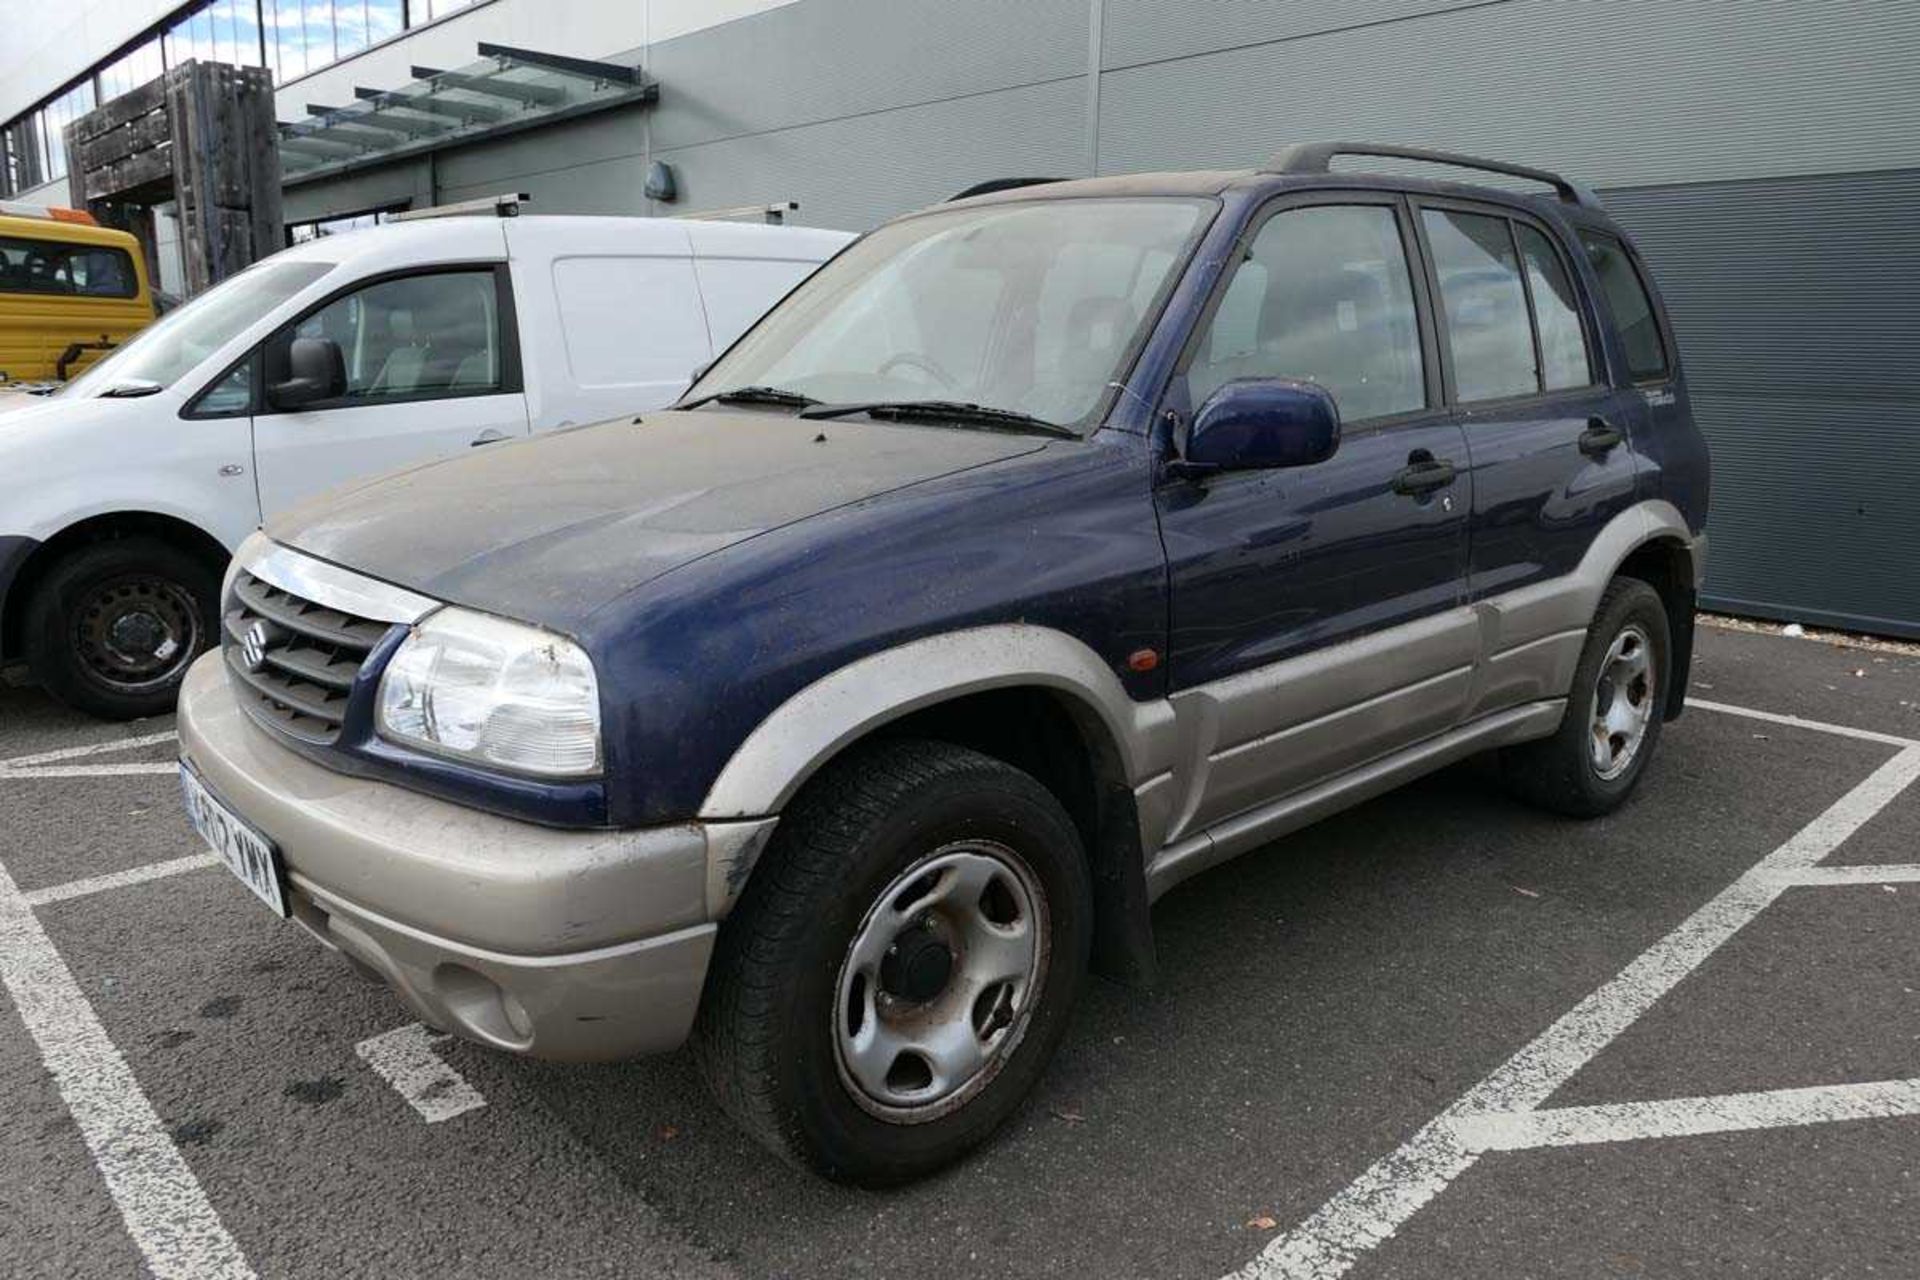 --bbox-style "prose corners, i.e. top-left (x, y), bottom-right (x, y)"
top-left (1126, 648), bottom-right (1160, 673)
